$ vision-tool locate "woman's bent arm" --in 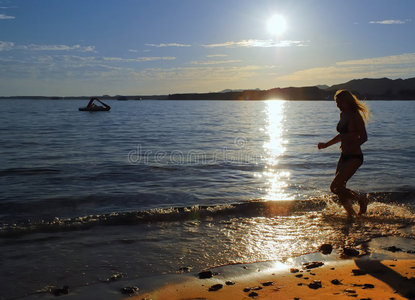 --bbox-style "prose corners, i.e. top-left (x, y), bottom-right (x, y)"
top-left (318, 134), bottom-right (340, 149)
